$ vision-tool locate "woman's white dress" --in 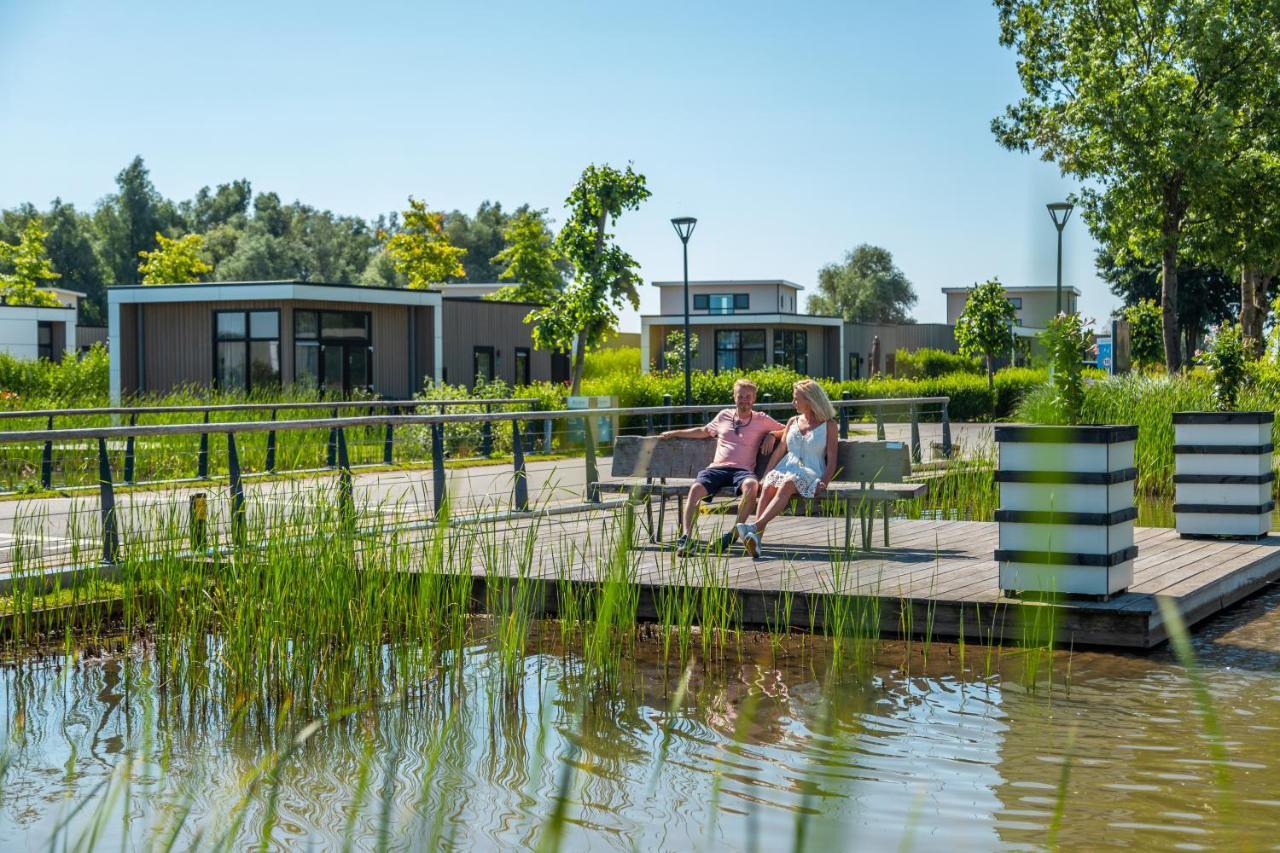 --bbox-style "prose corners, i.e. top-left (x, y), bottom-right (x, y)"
top-left (762, 419), bottom-right (828, 498)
